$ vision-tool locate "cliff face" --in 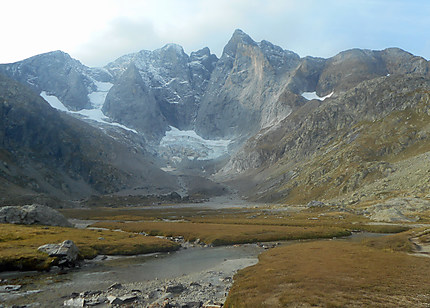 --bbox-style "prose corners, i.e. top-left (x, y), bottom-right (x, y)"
top-left (195, 30), bottom-right (302, 139)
